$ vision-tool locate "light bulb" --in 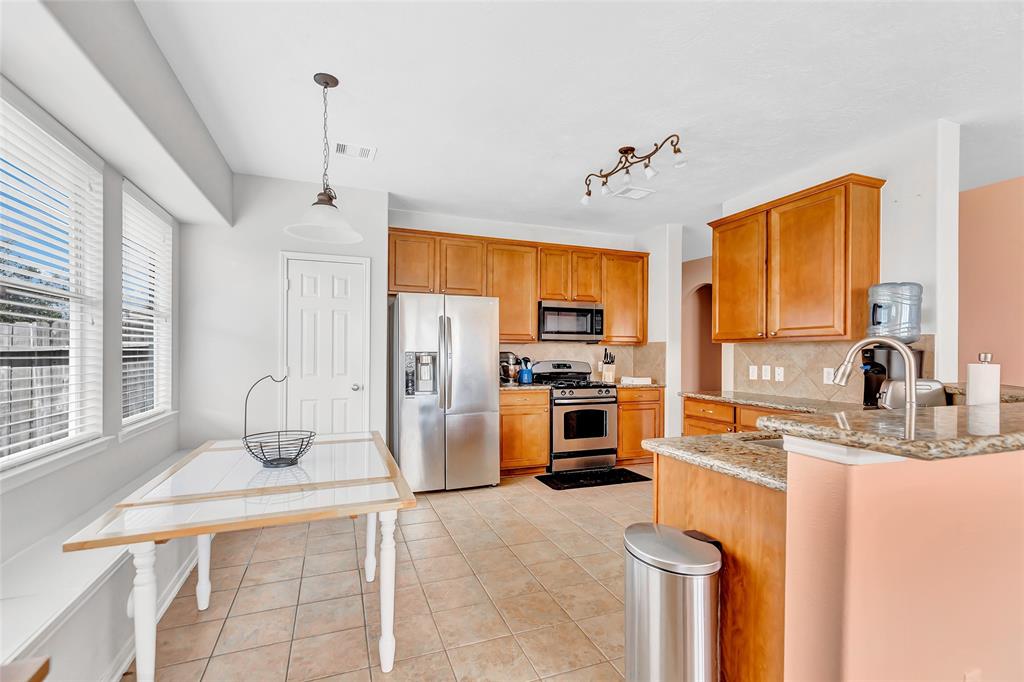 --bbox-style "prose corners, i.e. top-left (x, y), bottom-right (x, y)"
top-left (672, 149), bottom-right (687, 168)
top-left (621, 170), bottom-right (632, 186)
top-left (600, 181), bottom-right (611, 196)
top-left (580, 191), bottom-right (591, 206)
top-left (643, 163), bottom-right (658, 180)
